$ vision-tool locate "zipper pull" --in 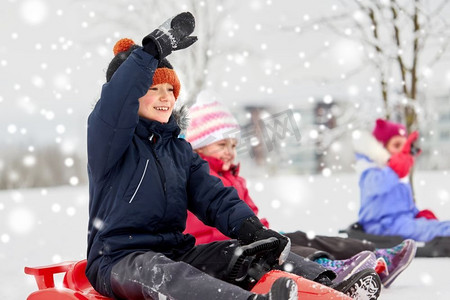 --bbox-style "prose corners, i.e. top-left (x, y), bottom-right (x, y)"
top-left (149, 133), bottom-right (154, 142)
